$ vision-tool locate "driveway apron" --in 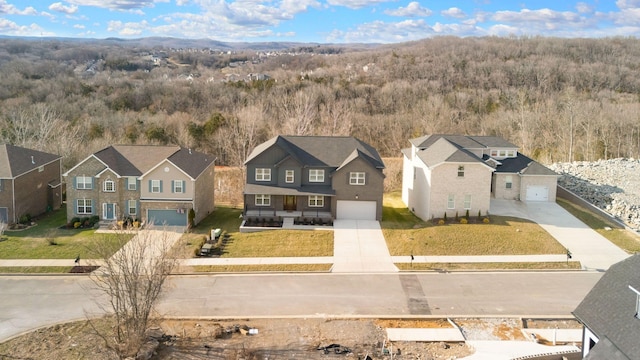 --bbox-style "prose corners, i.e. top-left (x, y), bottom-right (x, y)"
top-left (490, 200), bottom-right (629, 271)
top-left (332, 220), bottom-right (398, 273)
